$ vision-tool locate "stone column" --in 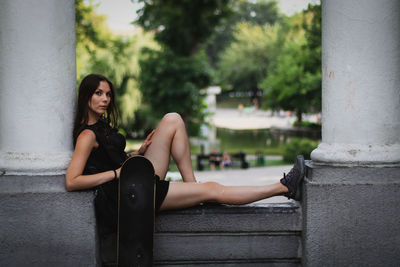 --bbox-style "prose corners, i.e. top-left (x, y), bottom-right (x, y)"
top-left (311, 0), bottom-right (400, 166)
top-left (0, 1), bottom-right (98, 265)
top-left (0, 0), bottom-right (76, 175)
top-left (303, 0), bottom-right (400, 266)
